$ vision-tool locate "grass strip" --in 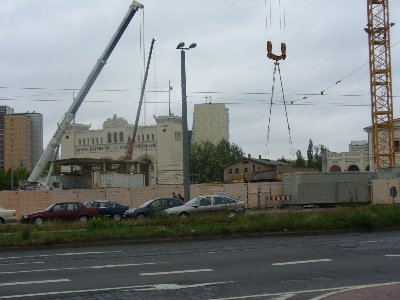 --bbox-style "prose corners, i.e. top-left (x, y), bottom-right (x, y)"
top-left (1, 205), bottom-right (400, 248)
